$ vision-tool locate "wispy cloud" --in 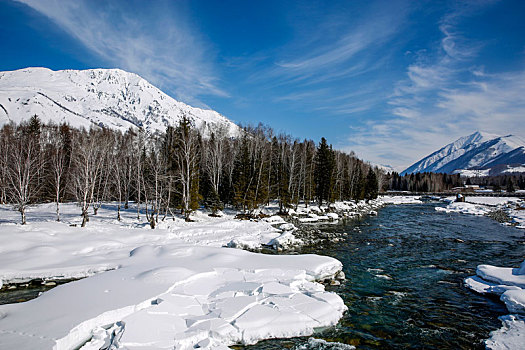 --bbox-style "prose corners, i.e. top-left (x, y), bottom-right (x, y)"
top-left (16, 0), bottom-right (226, 106)
top-left (347, 1), bottom-right (525, 171)
top-left (234, 0), bottom-right (412, 132)
top-left (267, 4), bottom-right (408, 87)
